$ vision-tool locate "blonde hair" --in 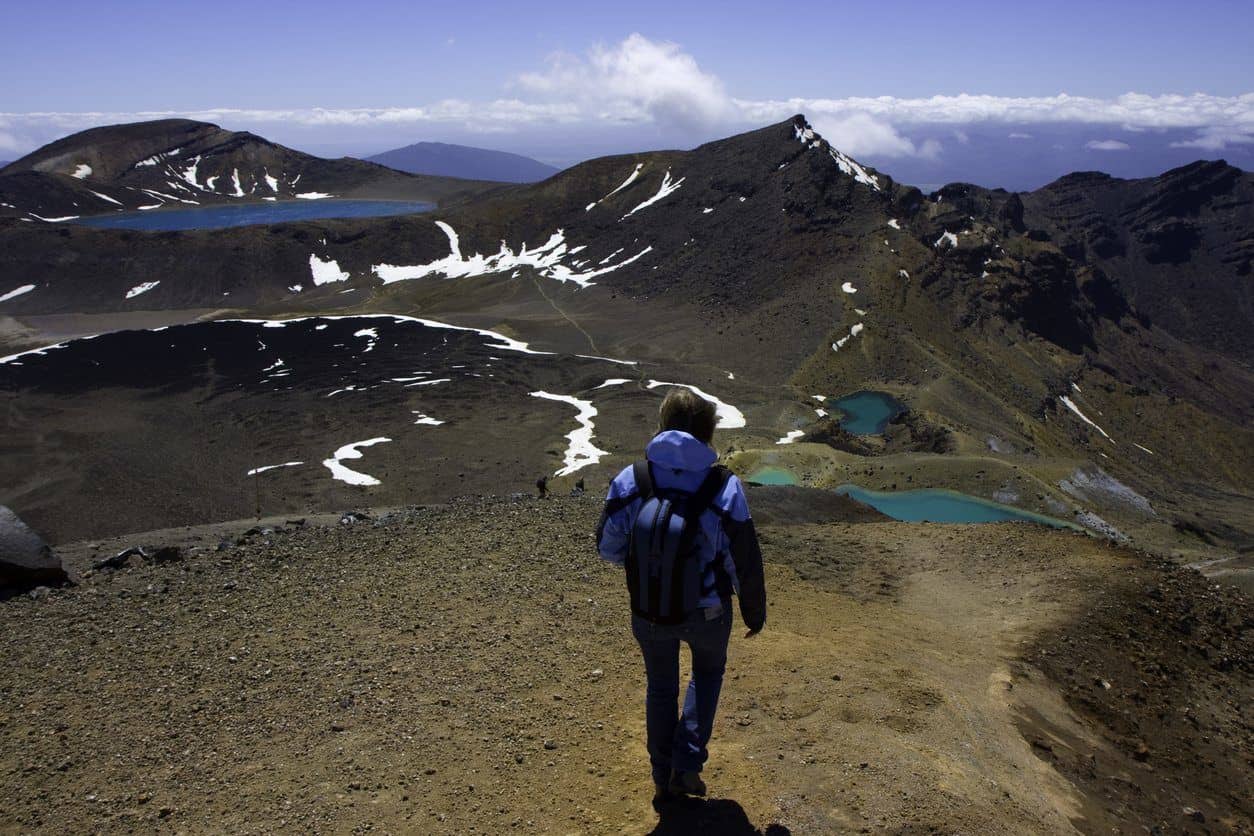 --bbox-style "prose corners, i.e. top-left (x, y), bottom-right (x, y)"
top-left (658, 388), bottom-right (717, 444)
